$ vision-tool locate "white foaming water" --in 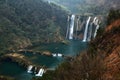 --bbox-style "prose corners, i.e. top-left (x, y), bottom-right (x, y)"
top-left (52, 53), bottom-right (57, 57)
top-left (35, 68), bottom-right (44, 77)
top-left (93, 17), bottom-right (97, 24)
top-left (27, 65), bottom-right (33, 73)
top-left (57, 53), bottom-right (62, 57)
top-left (52, 53), bottom-right (62, 57)
top-left (95, 19), bottom-right (99, 25)
top-left (94, 24), bottom-right (100, 38)
top-left (69, 14), bottom-right (75, 39)
top-left (83, 16), bottom-right (91, 42)
top-left (93, 19), bottom-right (99, 38)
